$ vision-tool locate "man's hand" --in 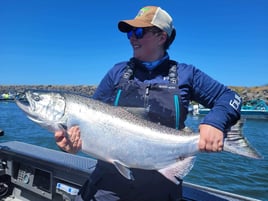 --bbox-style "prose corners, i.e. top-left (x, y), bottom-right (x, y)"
top-left (199, 124), bottom-right (224, 152)
top-left (54, 126), bottom-right (82, 154)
